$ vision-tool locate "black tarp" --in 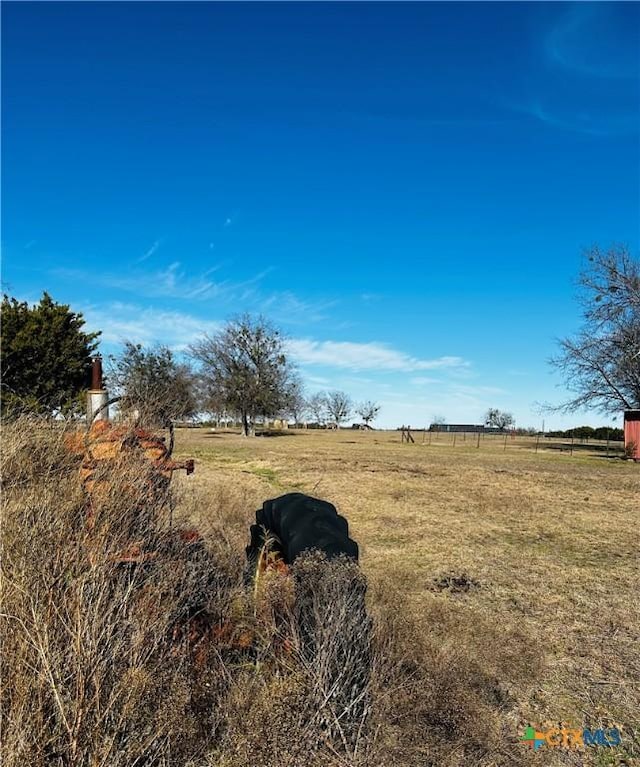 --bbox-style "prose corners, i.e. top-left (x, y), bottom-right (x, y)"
top-left (246, 492), bottom-right (359, 569)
